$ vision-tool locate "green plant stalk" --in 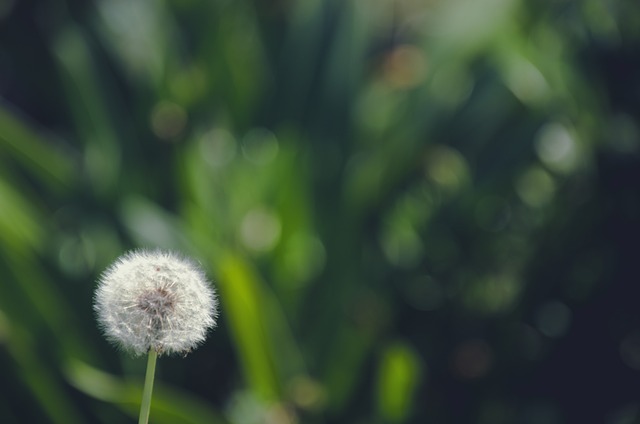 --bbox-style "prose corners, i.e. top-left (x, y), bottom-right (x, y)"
top-left (139, 349), bottom-right (158, 424)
